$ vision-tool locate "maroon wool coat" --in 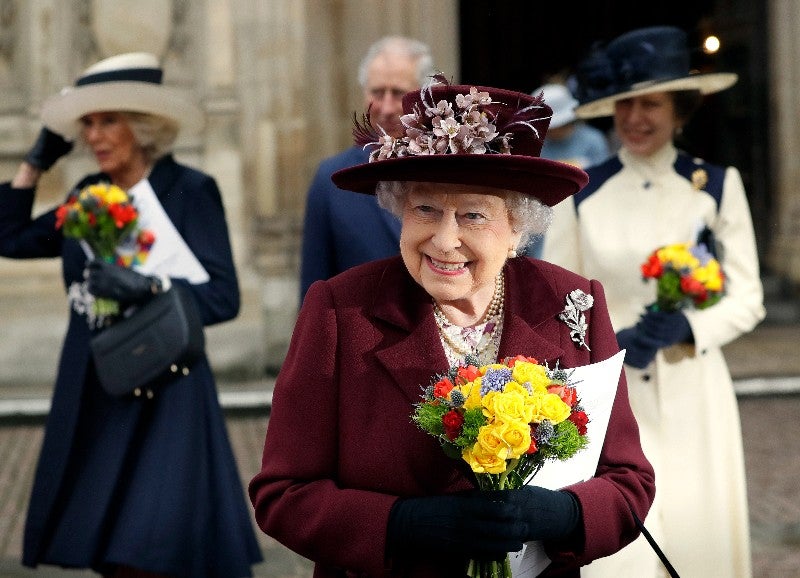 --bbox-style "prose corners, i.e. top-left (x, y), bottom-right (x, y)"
top-left (249, 256), bottom-right (655, 577)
